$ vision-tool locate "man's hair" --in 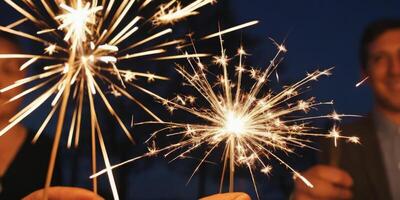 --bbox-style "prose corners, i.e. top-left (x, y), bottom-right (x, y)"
top-left (360, 19), bottom-right (400, 70)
